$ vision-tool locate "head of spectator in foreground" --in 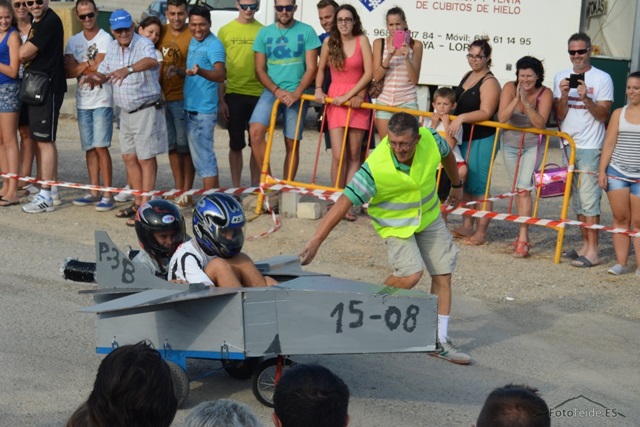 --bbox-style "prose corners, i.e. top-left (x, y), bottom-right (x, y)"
top-left (185, 399), bottom-right (262, 427)
top-left (86, 341), bottom-right (178, 427)
top-left (386, 112), bottom-right (420, 165)
top-left (515, 56), bottom-right (545, 89)
top-left (135, 199), bottom-right (186, 261)
top-left (272, 364), bottom-right (350, 427)
top-left (109, 9), bottom-right (135, 47)
top-left (476, 384), bottom-right (550, 427)
top-left (188, 5), bottom-right (212, 42)
top-left (0, 1), bottom-right (17, 28)
top-left (316, 0), bottom-right (338, 33)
